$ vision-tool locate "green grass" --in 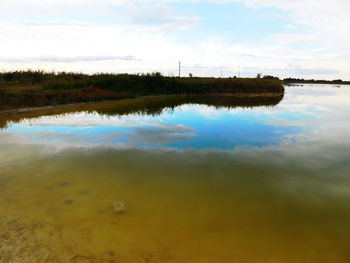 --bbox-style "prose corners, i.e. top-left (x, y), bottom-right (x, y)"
top-left (0, 71), bottom-right (284, 110)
